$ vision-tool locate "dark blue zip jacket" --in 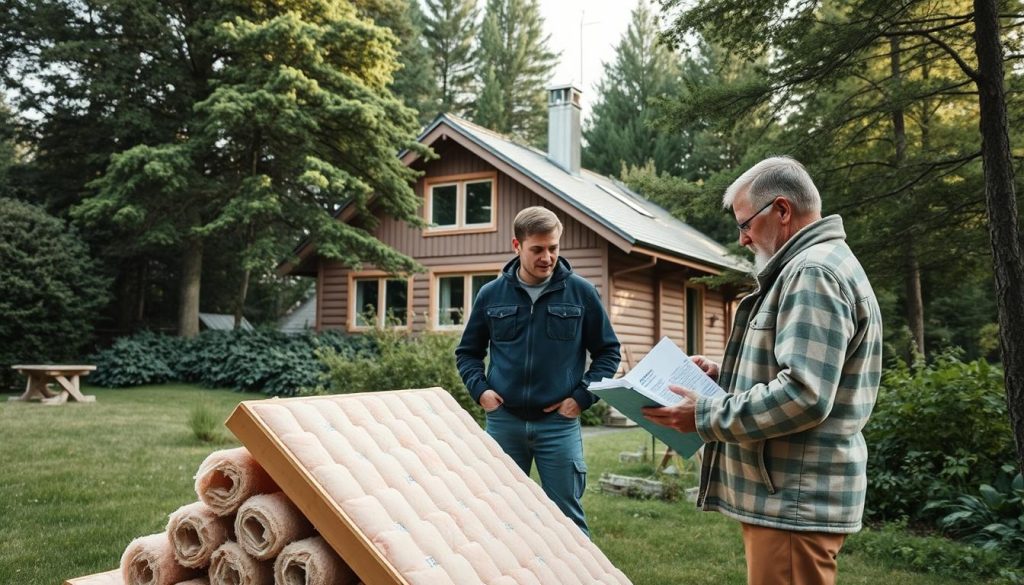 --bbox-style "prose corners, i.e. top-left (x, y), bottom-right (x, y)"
top-left (456, 256), bottom-right (621, 419)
